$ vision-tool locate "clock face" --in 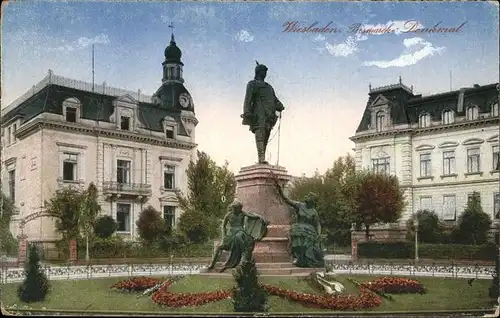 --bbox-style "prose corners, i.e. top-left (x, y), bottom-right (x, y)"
top-left (179, 93), bottom-right (191, 108)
